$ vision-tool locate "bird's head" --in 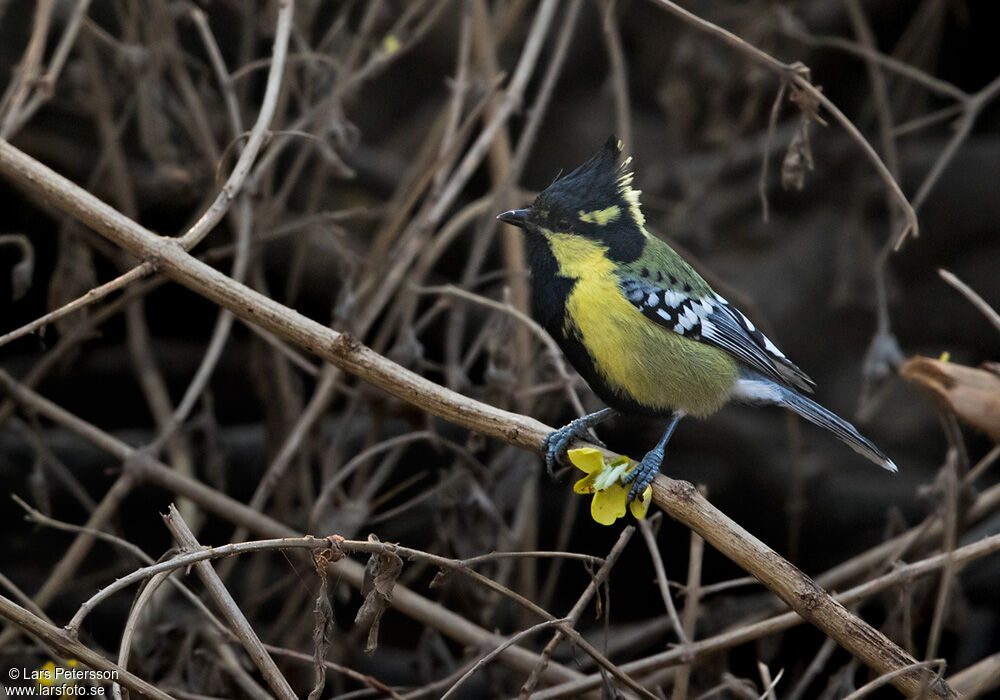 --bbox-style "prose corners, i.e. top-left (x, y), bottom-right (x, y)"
top-left (497, 136), bottom-right (646, 240)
